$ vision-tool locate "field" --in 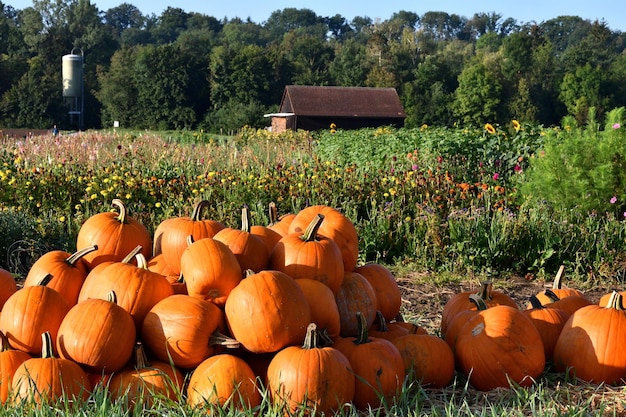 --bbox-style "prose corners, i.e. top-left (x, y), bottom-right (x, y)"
top-left (1, 119), bottom-right (626, 415)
